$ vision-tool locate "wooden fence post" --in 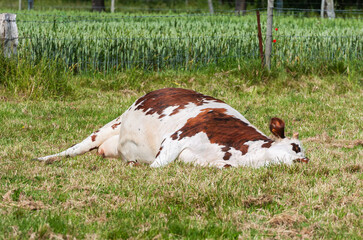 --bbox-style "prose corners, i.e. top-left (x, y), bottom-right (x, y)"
top-left (326, 0), bottom-right (335, 19)
top-left (256, 10), bottom-right (264, 67)
top-left (111, 0), bottom-right (115, 13)
top-left (0, 13), bottom-right (19, 58)
top-left (265, 0), bottom-right (274, 70)
top-left (208, 0), bottom-right (214, 14)
top-left (321, 0), bottom-right (326, 18)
